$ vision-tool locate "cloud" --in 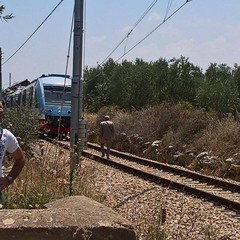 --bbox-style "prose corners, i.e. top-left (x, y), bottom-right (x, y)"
top-left (148, 12), bottom-right (161, 22)
top-left (88, 36), bottom-right (106, 45)
top-left (224, 24), bottom-right (240, 38)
